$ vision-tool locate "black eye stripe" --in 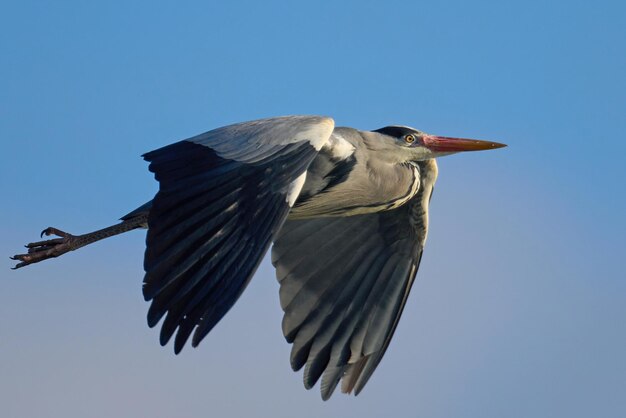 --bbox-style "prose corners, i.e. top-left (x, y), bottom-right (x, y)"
top-left (373, 126), bottom-right (420, 139)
